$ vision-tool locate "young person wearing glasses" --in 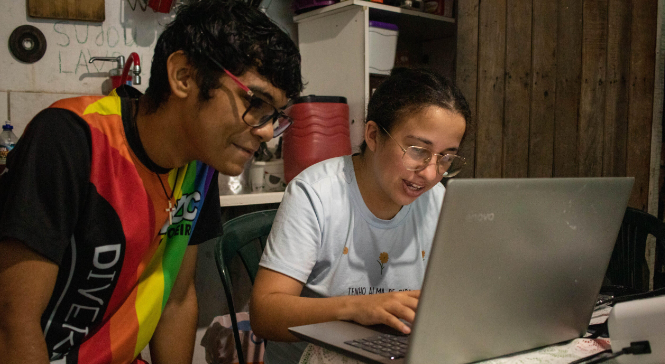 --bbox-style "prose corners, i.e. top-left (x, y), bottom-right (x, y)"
top-left (250, 68), bottom-right (472, 364)
top-left (0, 1), bottom-right (302, 364)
